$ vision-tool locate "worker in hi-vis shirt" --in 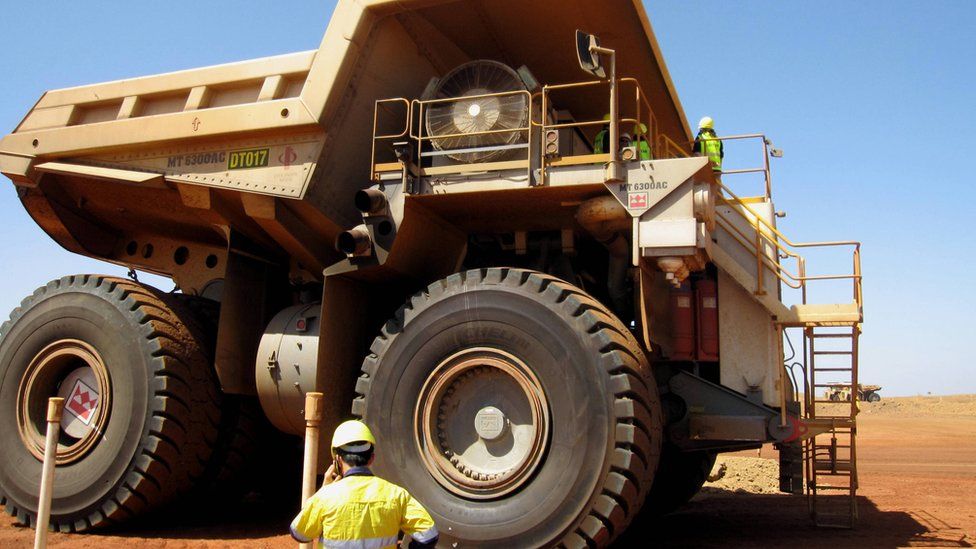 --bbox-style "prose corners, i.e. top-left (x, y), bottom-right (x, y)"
top-left (693, 116), bottom-right (724, 178)
top-left (290, 420), bottom-right (439, 548)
